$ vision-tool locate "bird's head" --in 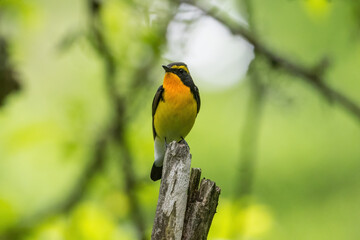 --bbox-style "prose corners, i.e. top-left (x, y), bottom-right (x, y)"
top-left (162, 62), bottom-right (193, 86)
top-left (162, 62), bottom-right (190, 77)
